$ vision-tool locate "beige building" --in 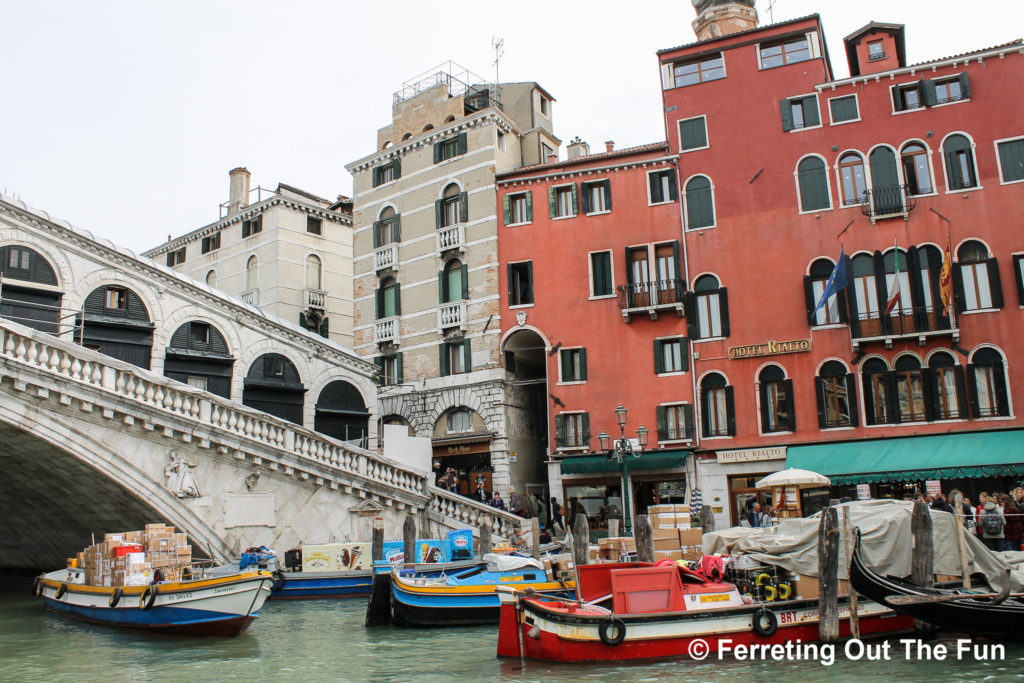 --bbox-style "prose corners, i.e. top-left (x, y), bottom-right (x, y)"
top-left (143, 168), bottom-right (355, 349)
top-left (345, 64), bottom-right (559, 500)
